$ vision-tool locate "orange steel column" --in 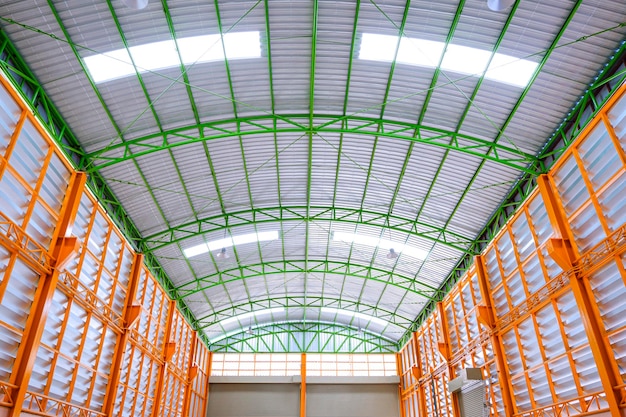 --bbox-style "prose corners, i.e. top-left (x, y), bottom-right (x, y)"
top-left (181, 335), bottom-right (199, 417)
top-left (436, 302), bottom-right (460, 417)
top-left (205, 350), bottom-right (213, 413)
top-left (102, 254), bottom-right (144, 416)
top-left (411, 333), bottom-right (428, 417)
top-left (7, 171), bottom-right (86, 417)
top-left (537, 174), bottom-right (624, 416)
top-left (300, 353), bottom-right (307, 417)
top-left (152, 300), bottom-right (177, 417)
top-left (396, 353), bottom-right (406, 417)
top-left (475, 255), bottom-right (516, 417)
